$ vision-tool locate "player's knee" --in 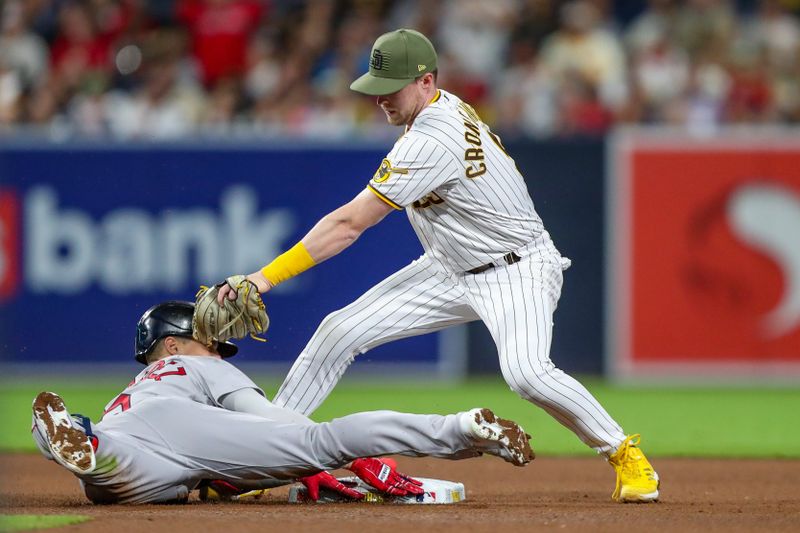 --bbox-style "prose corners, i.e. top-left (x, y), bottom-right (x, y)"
top-left (506, 380), bottom-right (539, 402)
top-left (315, 310), bottom-right (349, 336)
top-left (311, 310), bottom-right (362, 351)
